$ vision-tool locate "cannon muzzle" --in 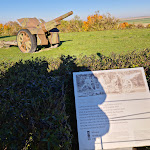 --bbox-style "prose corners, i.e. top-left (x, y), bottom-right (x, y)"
top-left (54, 11), bottom-right (73, 22)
